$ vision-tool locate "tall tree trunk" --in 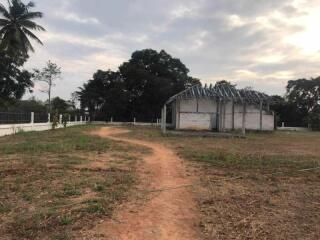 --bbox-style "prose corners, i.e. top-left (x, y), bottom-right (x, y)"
top-left (48, 76), bottom-right (52, 113)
